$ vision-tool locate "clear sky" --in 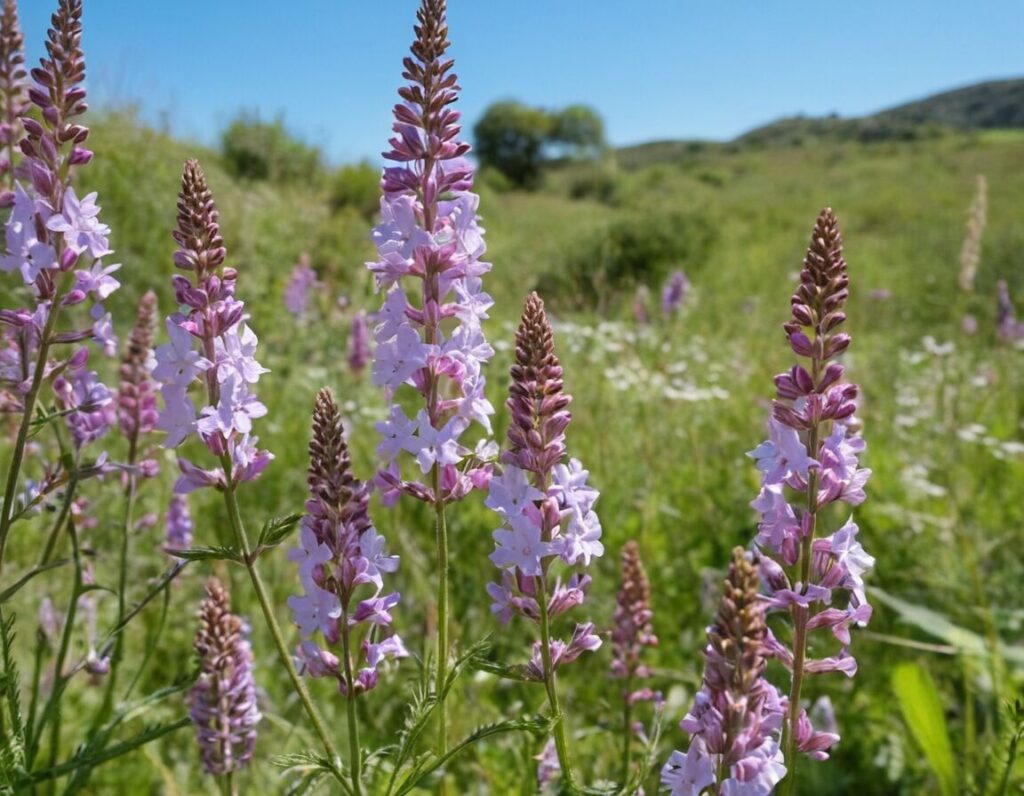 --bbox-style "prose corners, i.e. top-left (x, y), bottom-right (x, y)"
top-left (21, 1), bottom-right (1024, 164)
